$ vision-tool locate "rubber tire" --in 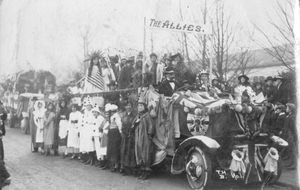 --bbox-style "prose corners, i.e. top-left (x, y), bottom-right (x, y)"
top-left (186, 146), bottom-right (212, 190)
